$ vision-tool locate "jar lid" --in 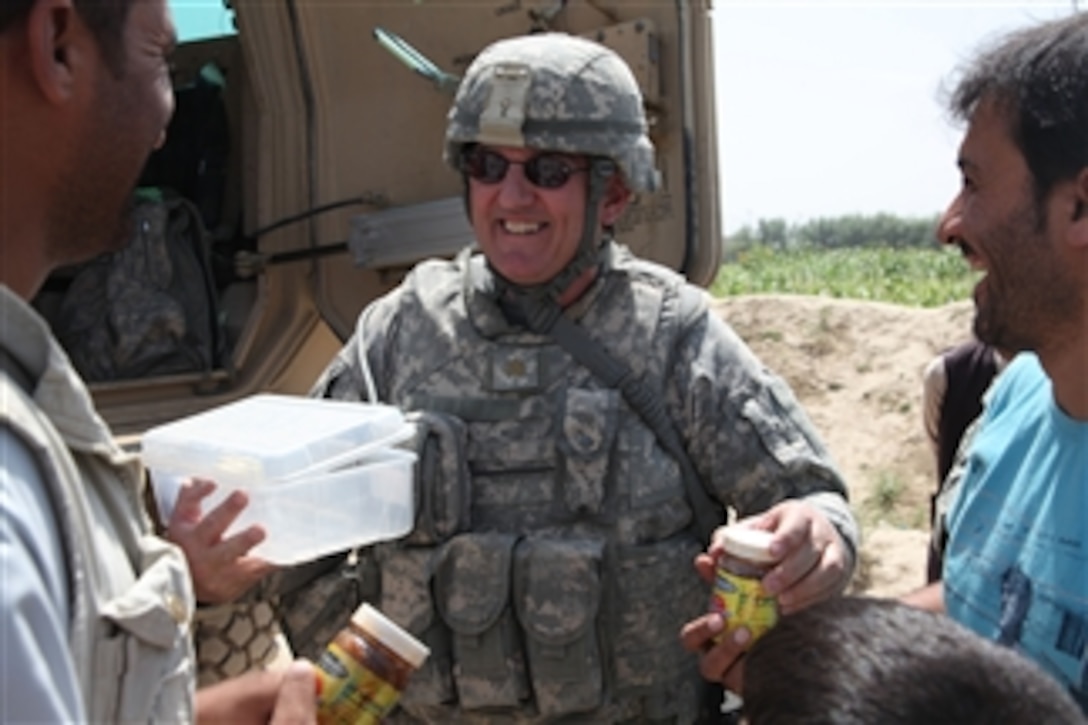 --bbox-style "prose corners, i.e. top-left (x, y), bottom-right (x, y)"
top-left (351, 603), bottom-right (431, 668)
top-left (719, 527), bottom-right (777, 564)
